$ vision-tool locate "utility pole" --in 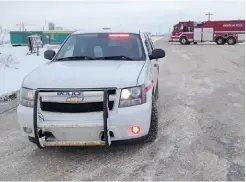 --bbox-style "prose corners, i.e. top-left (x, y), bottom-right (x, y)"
top-left (205, 12), bottom-right (213, 21)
